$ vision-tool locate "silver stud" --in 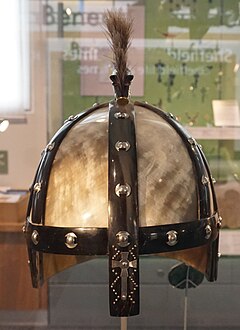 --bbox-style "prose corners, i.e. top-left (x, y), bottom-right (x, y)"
top-left (205, 225), bottom-right (212, 239)
top-left (115, 141), bottom-right (131, 151)
top-left (65, 232), bottom-right (78, 249)
top-left (33, 182), bottom-right (41, 193)
top-left (31, 230), bottom-right (39, 245)
top-left (168, 112), bottom-right (175, 119)
top-left (115, 183), bottom-right (131, 197)
top-left (202, 175), bottom-right (209, 185)
top-left (212, 177), bottom-right (216, 184)
top-left (166, 230), bottom-right (178, 246)
top-left (218, 252), bottom-right (221, 258)
top-left (64, 114), bottom-right (77, 123)
top-left (114, 112), bottom-right (129, 119)
top-left (217, 216), bottom-right (222, 229)
top-left (46, 142), bottom-right (55, 151)
top-left (116, 231), bottom-right (131, 248)
top-left (188, 137), bottom-right (196, 145)
top-left (22, 225), bottom-right (26, 233)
